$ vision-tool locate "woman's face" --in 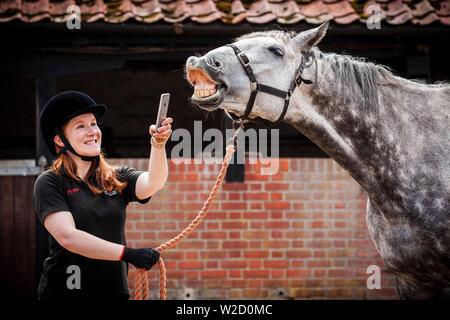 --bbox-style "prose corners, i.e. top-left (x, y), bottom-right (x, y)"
top-left (58, 113), bottom-right (102, 157)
